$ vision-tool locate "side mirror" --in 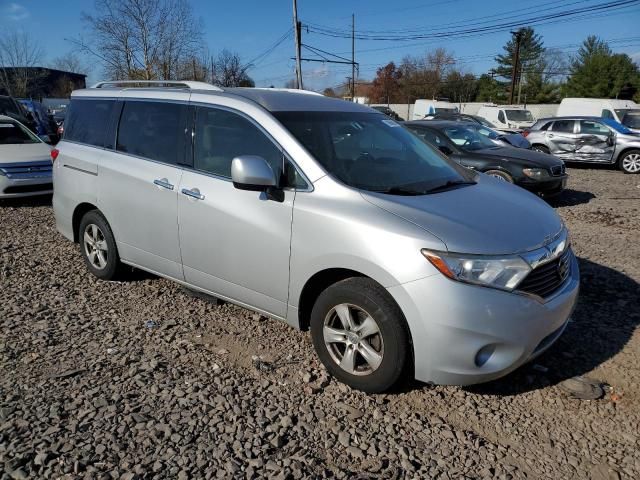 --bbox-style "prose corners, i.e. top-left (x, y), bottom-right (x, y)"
top-left (438, 145), bottom-right (453, 155)
top-left (231, 155), bottom-right (277, 190)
